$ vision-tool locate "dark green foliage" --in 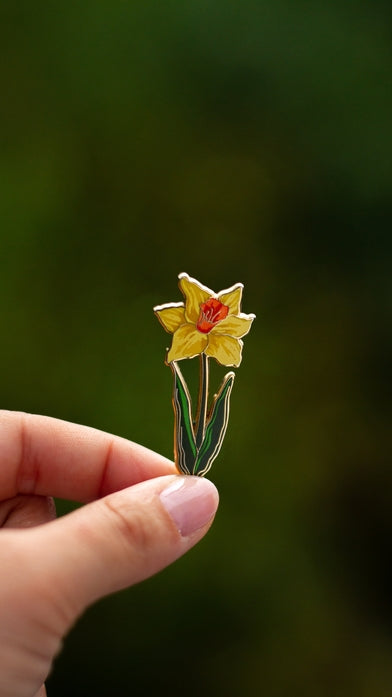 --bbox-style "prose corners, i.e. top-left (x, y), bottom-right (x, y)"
top-left (194, 372), bottom-right (234, 476)
top-left (172, 362), bottom-right (197, 474)
top-left (172, 362), bottom-right (234, 476)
